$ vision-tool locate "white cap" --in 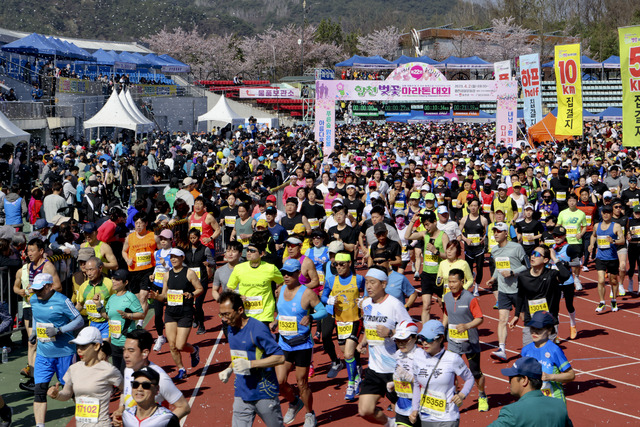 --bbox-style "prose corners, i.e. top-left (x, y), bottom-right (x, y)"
top-left (392, 320), bottom-right (419, 340)
top-left (603, 191), bottom-right (613, 199)
top-left (169, 248), bottom-right (185, 257)
top-left (498, 183), bottom-right (508, 190)
top-left (327, 181), bottom-right (336, 189)
top-left (370, 191), bottom-right (381, 199)
top-left (420, 184), bottom-right (430, 191)
top-left (437, 206), bottom-right (449, 214)
top-left (493, 222), bottom-right (509, 232)
top-left (70, 326), bottom-right (103, 345)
